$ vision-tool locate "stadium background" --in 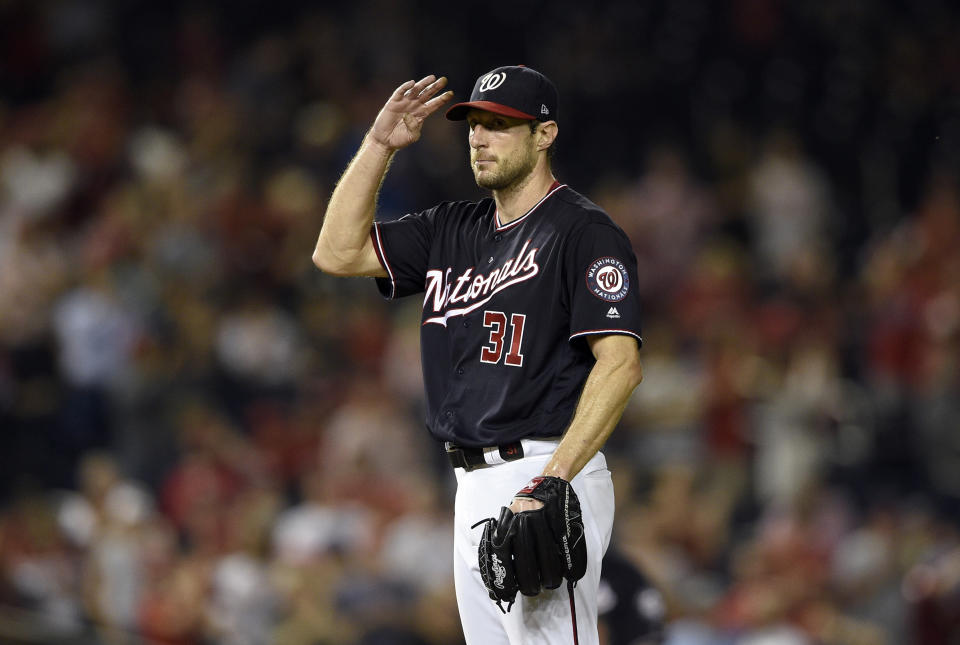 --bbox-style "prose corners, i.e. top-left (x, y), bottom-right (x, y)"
top-left (1, 0), bottom-right (959, 643)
